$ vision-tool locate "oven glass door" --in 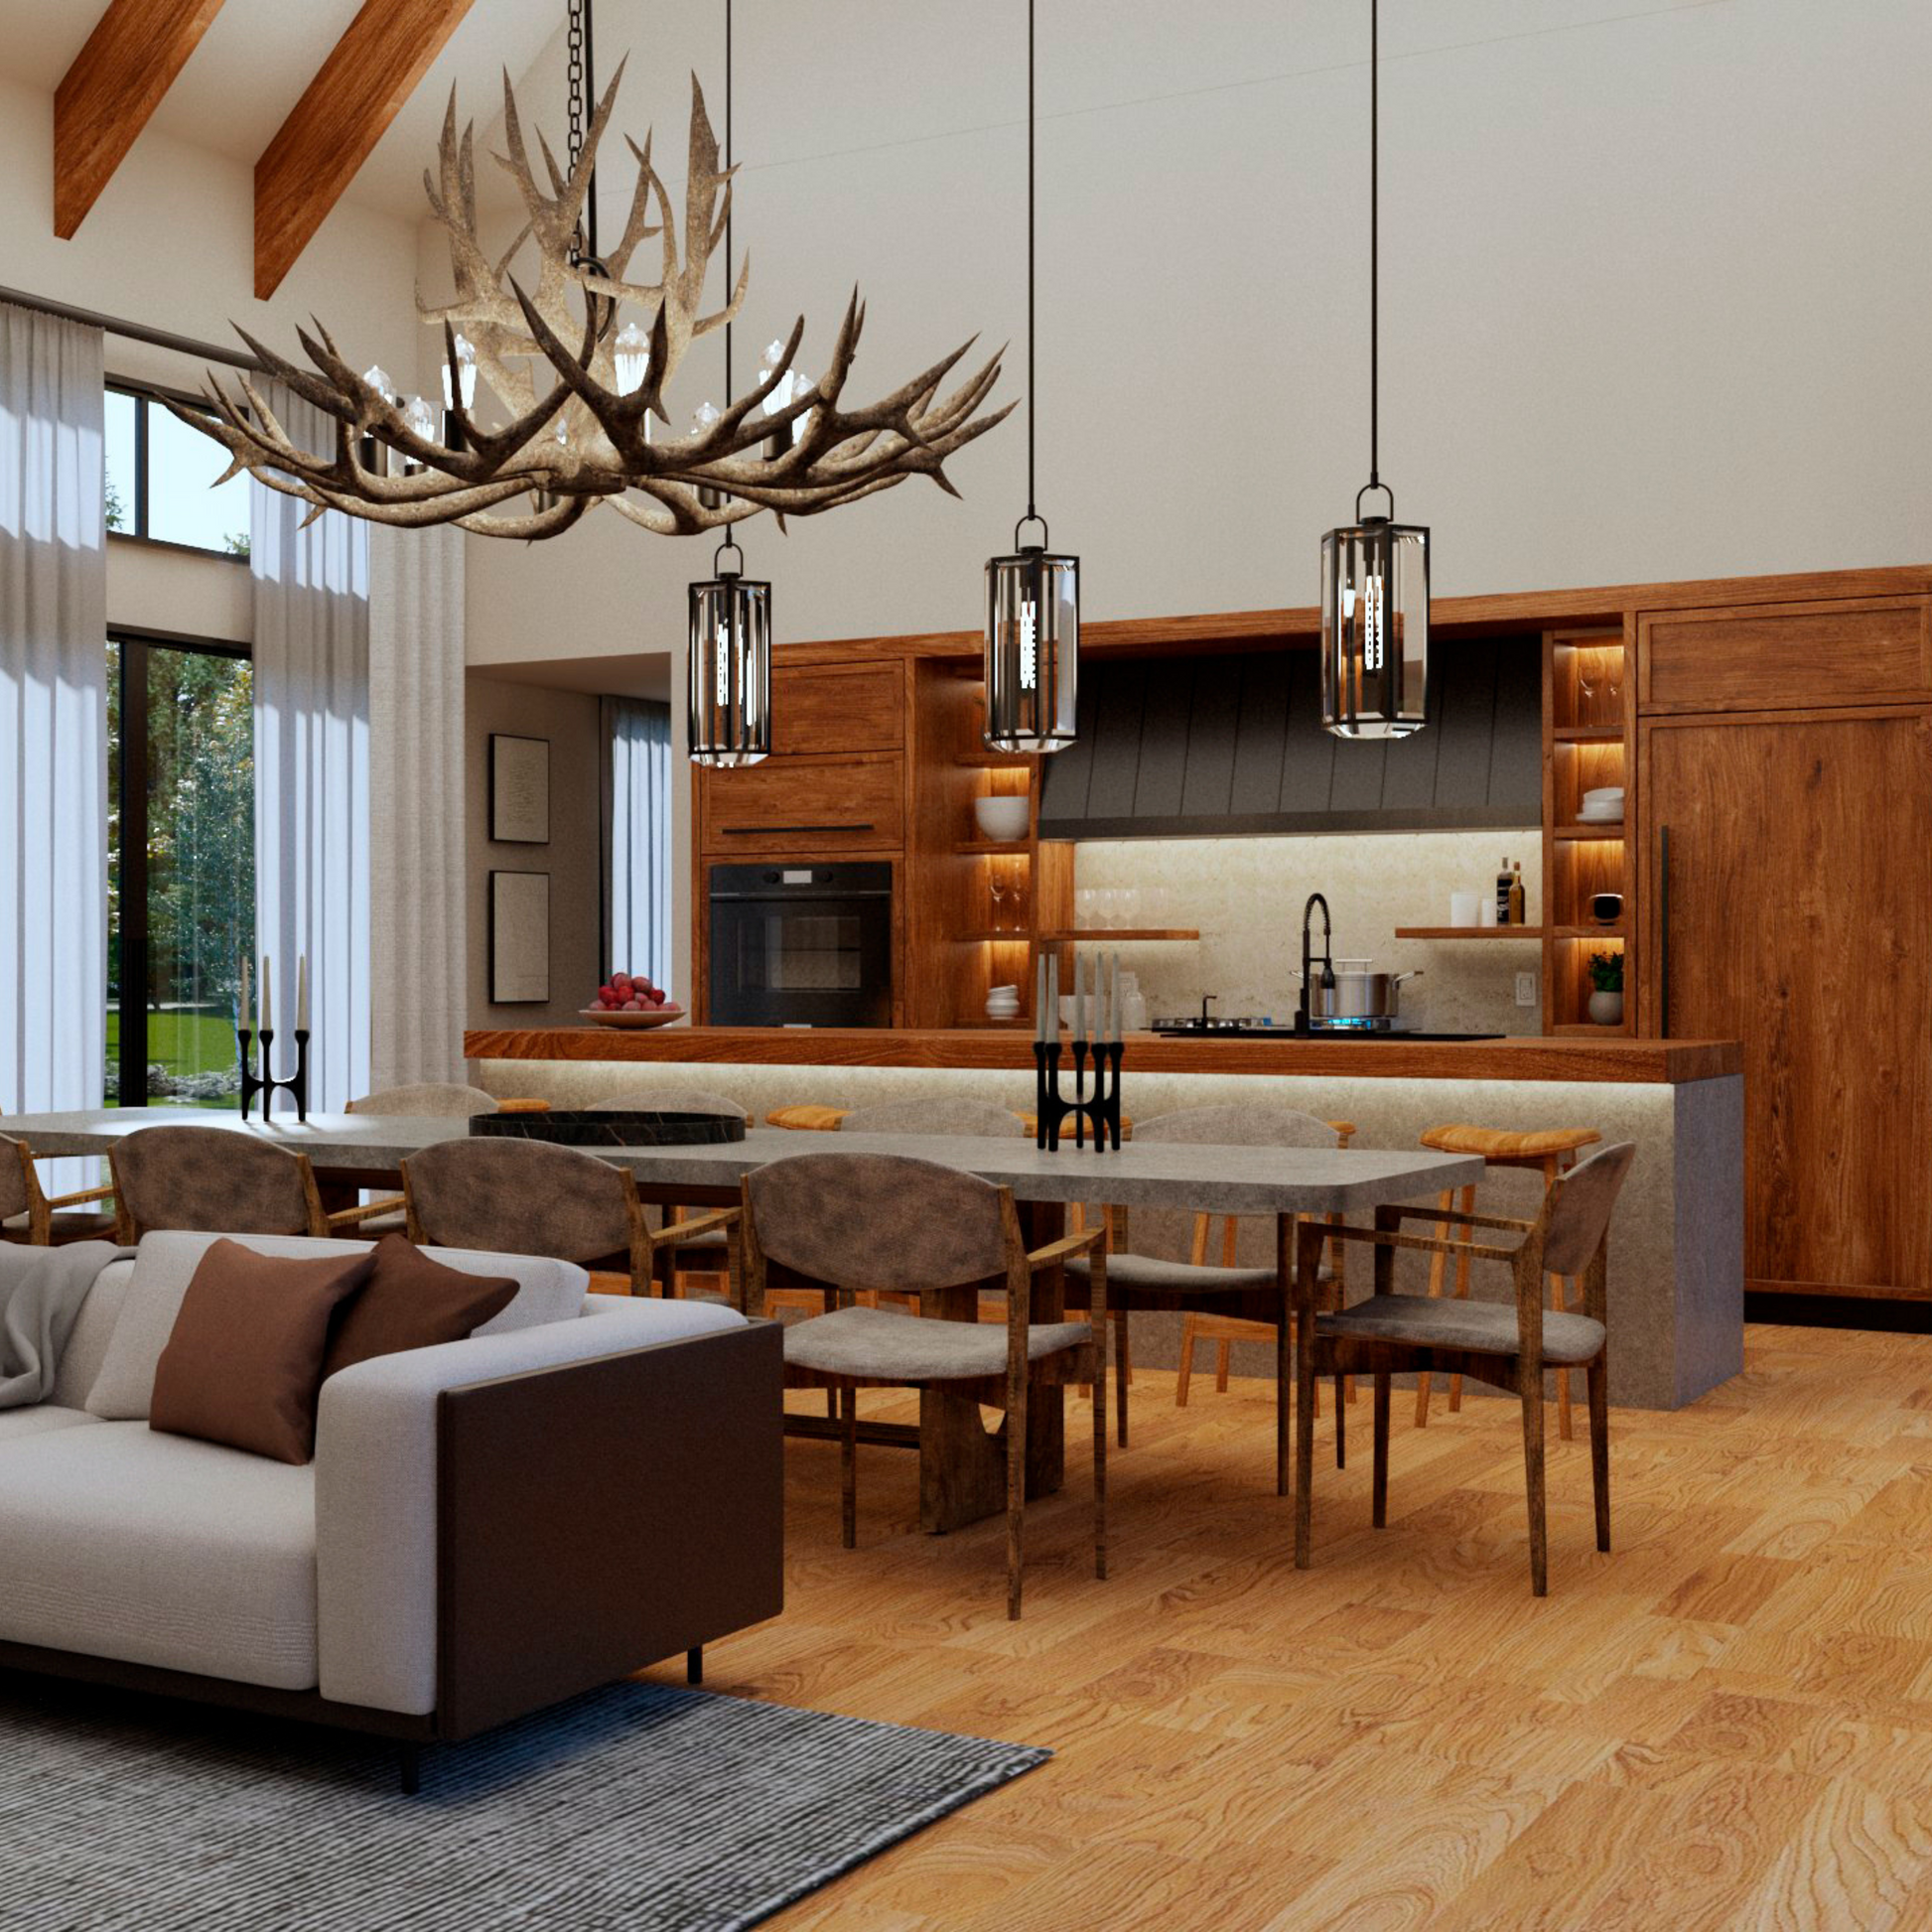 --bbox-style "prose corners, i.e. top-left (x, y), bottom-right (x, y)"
top-left (710, 897), bottom-right (892, 1026)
